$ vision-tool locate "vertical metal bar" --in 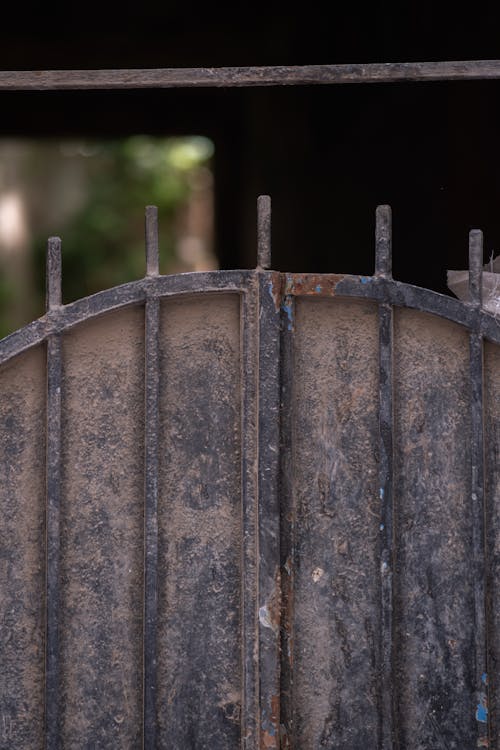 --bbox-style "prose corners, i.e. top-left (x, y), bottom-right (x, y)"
top-left (375, 205), bottom-right (392, 279)
top-left (468, 230), bottom-right (490, 747)
top-left (279, 286), bottom-right (295, 749)
top-left (375, 207), bottom-right (395, 749)
top-left (240, 278), bottom-right (259, 748)
top-left (257, 195), bottom-right (272, 270)
top-left (257, 268), bottom-right (281, 747)
top-left (45, 236), bottom-right (62, 750)
top-left (144, 207), bottom-right (159, 749)
top-left (145, 206), bottom-right (159, 277)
